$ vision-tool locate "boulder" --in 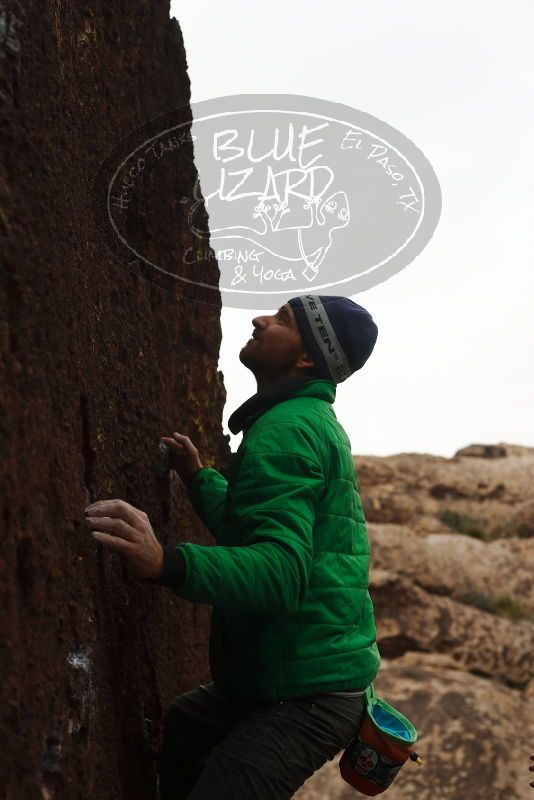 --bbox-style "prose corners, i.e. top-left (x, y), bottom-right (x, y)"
top-left (455, 444), bottom-right (508, 458)
top-left (0, 3), bottom-right (228, 797)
